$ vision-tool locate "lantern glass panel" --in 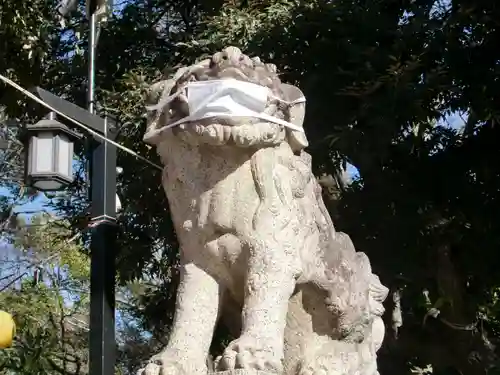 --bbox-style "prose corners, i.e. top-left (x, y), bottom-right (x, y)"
top-left (55, 134), bottom-right (73, 177)
top-left (31, 132), bottom-right (54, 173)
